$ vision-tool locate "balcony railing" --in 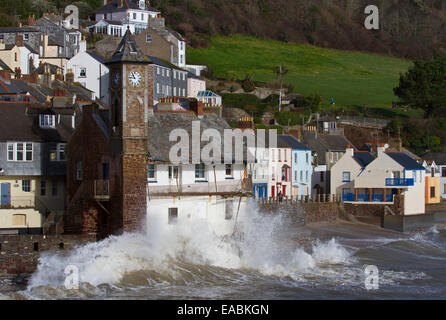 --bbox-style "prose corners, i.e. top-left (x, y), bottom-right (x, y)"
top-left (94, 180), bottom-right (110, 200)
top-left (385, 178), bottom-right (414, 187)
top-left (0, 196), bottom-right (34, 209)
top-left (342, 193), bottom-right (394, 203)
